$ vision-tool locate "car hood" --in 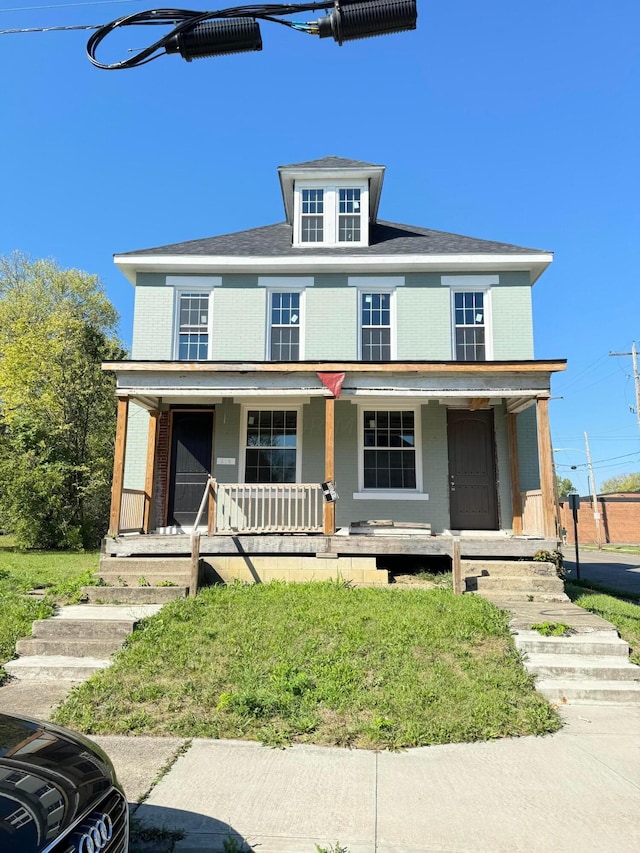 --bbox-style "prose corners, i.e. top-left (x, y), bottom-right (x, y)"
top-left (0, 713), bottom-right (118, 853)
